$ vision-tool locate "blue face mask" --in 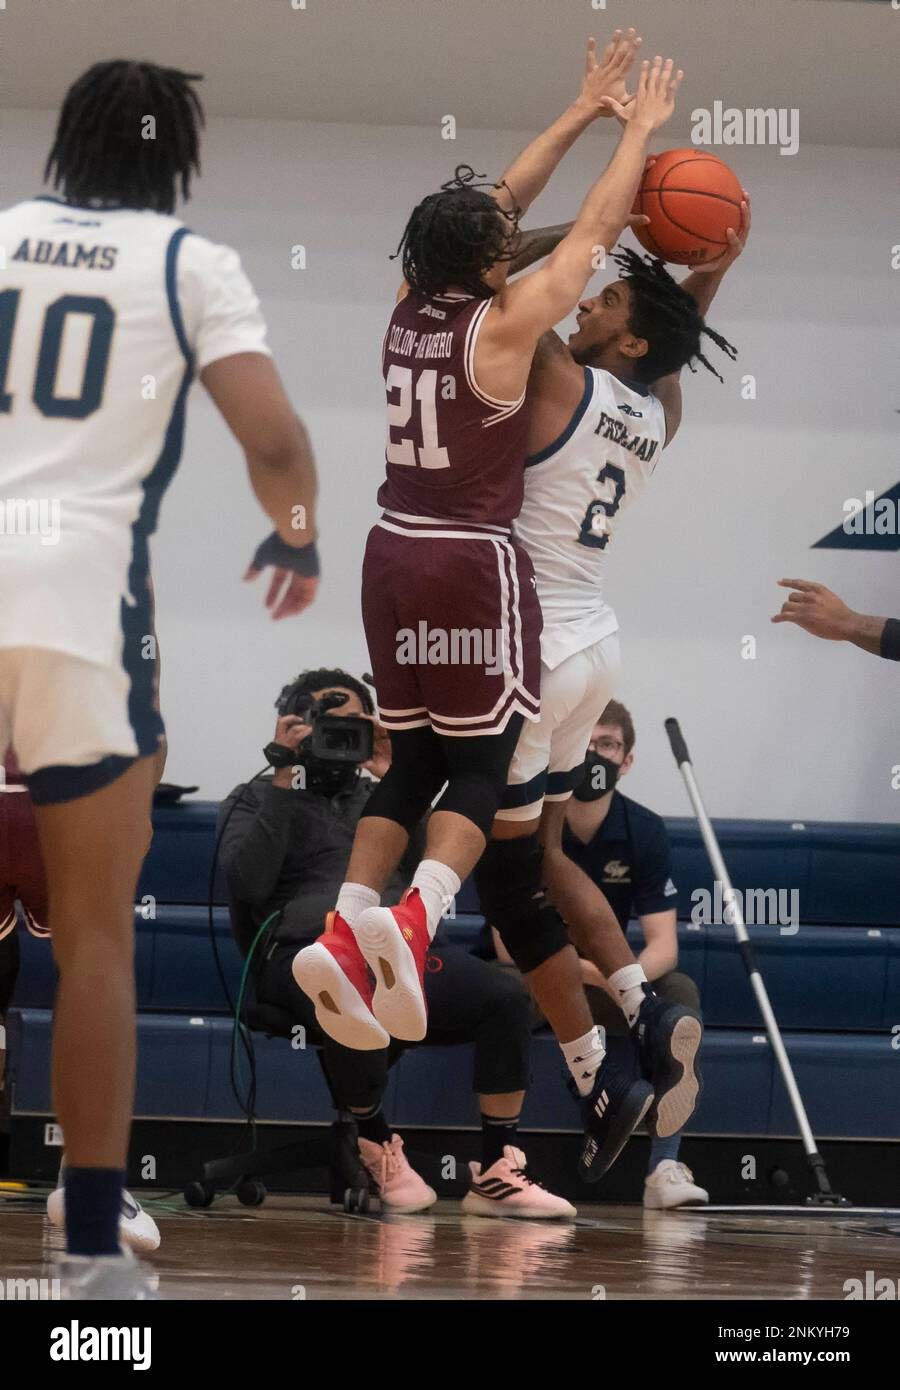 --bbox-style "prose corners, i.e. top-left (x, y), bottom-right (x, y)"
top-left (572, 752), bottom-right (619, 802)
